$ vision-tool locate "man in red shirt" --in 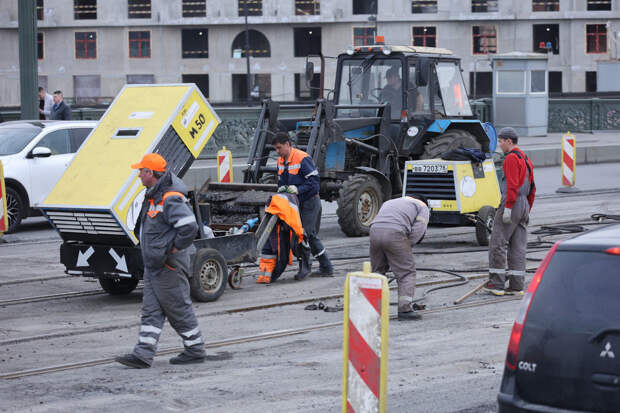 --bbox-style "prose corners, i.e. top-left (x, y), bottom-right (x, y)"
top-left (484, 127), bottom-right (536, 296)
